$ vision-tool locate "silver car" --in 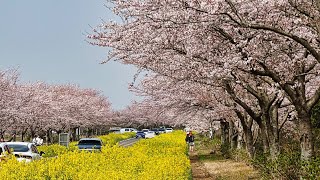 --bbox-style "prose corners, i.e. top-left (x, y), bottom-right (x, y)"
top-left (7, 142), bottom-right (44, 162)
top-left (77, 138), bottom-right (103, 151)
